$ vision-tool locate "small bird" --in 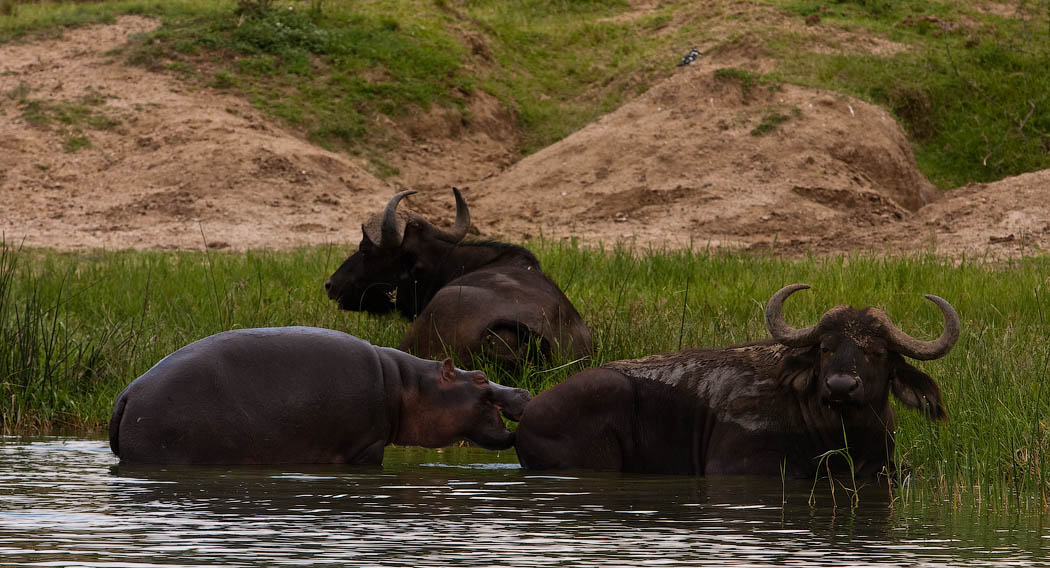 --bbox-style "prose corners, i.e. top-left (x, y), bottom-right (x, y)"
top-left (676, 47), bottom-right (701, 67)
